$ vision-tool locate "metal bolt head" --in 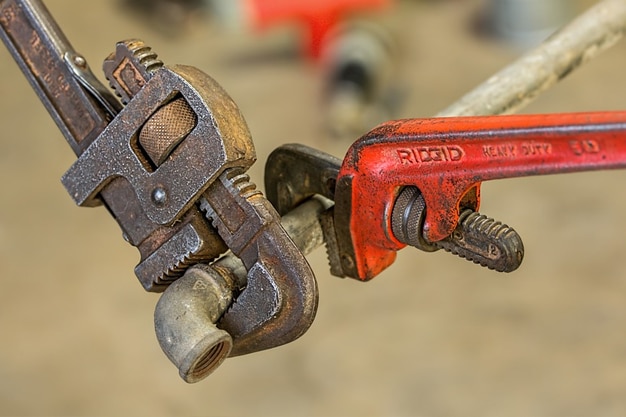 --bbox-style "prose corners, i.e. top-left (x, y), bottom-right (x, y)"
top-left (72, 54), bottom-right (87, 68)
top-left (152, 187), bottom-right (168, 206)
